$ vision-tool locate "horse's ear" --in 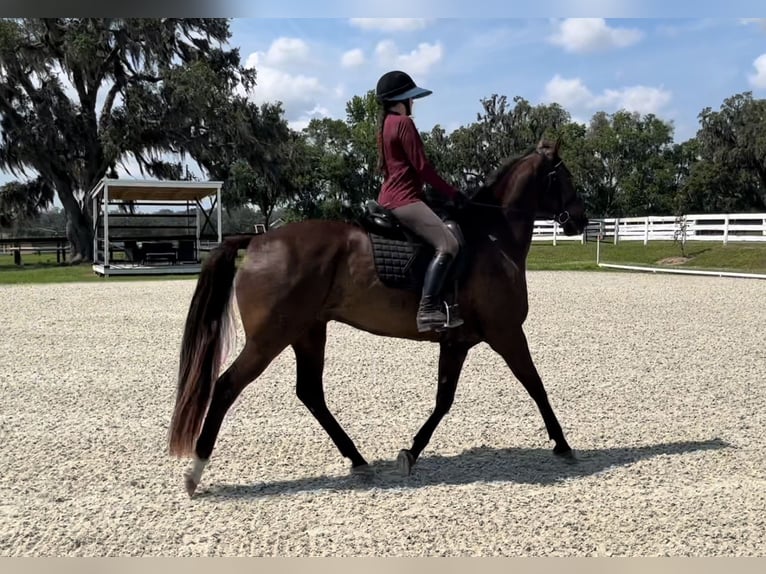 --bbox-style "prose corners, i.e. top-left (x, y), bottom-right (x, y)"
top-left (537, 137), bottom-right (546, 150)
top-left (553, 136), bottom-right (562, 154)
